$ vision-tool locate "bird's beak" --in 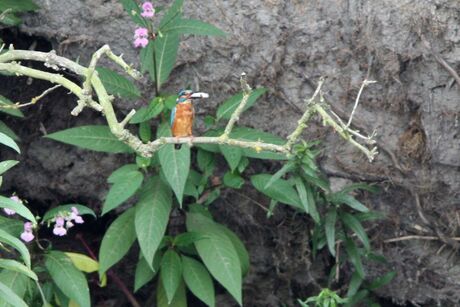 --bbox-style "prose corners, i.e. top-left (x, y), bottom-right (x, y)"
top-left (190, 92), bottom-right (209, 99)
